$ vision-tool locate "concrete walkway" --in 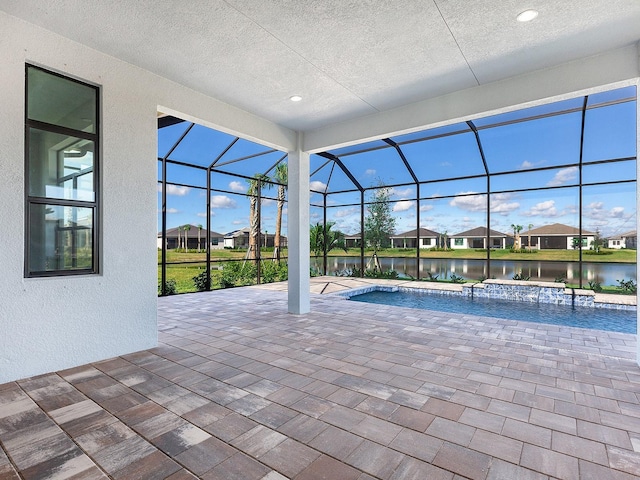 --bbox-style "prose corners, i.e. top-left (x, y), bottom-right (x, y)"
top-left (1, 280), bottom-right (639, 479)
